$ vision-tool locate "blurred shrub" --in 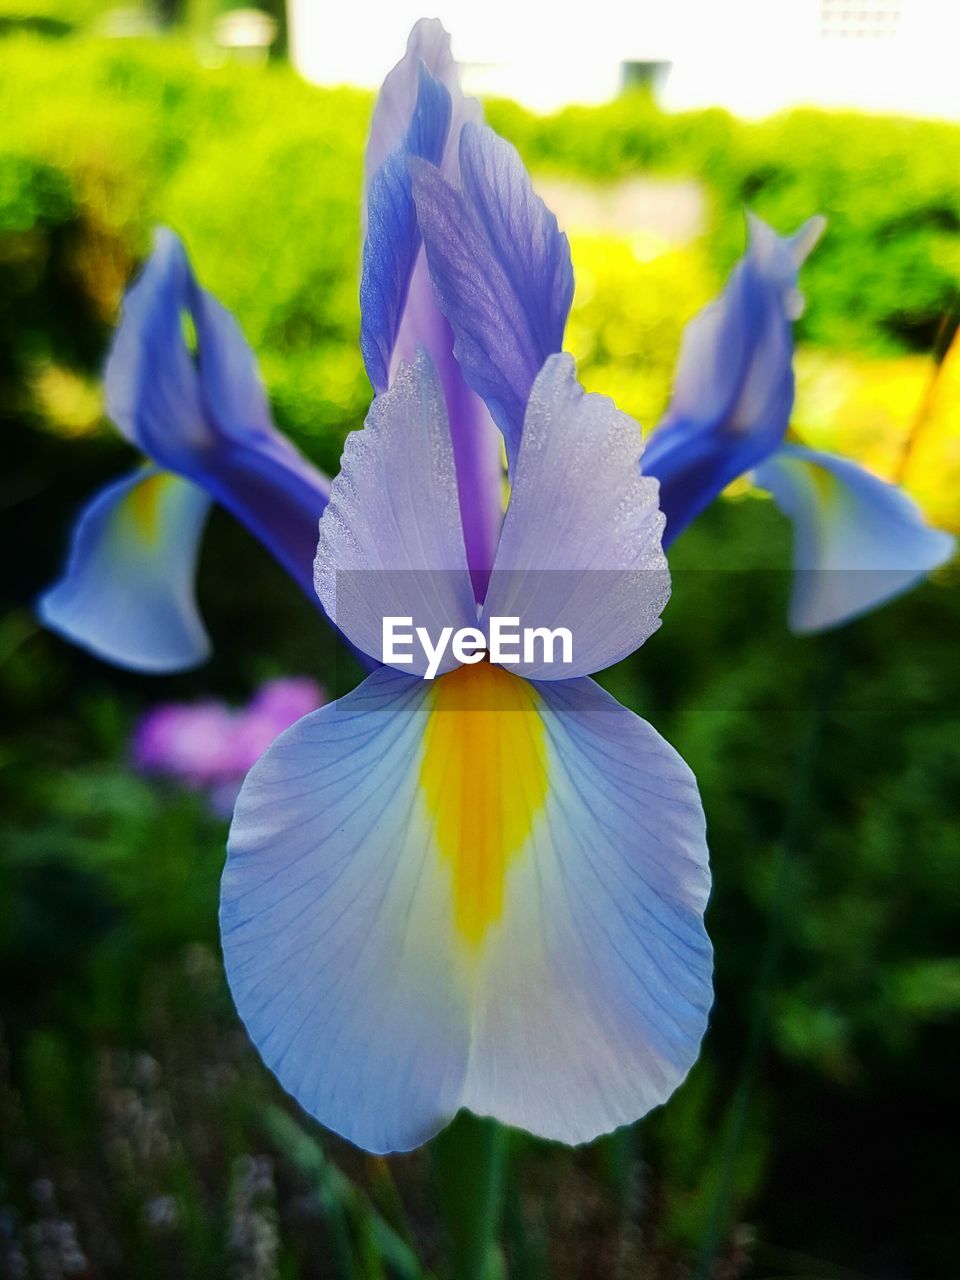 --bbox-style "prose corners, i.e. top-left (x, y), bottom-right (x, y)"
top-left (0, 34), bottom-right (372, 473)
top-left (566, 235), bottom-right (716, 429)
top-left (1, 34), bottom-right (958, 465)
top-left (0, 0), bottom-right (109, 37)
top-left (488, 93), bottom-right (960, 355)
